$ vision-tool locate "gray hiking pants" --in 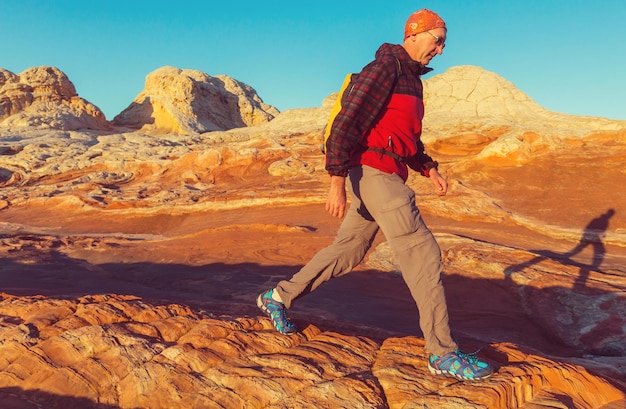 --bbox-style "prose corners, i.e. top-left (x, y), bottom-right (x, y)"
top-left (276, 165), bottom-right (457, 356)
